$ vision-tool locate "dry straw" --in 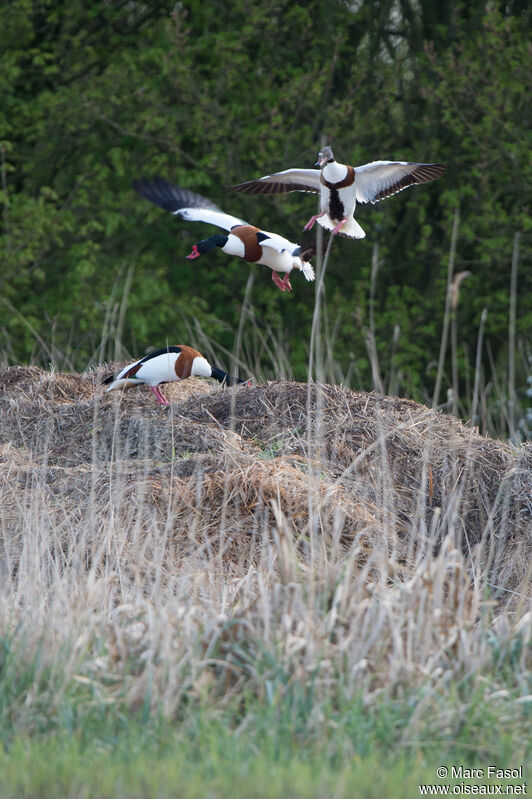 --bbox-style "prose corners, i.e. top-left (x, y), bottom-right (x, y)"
top-left (0, 364), bottom-right (530, 722)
